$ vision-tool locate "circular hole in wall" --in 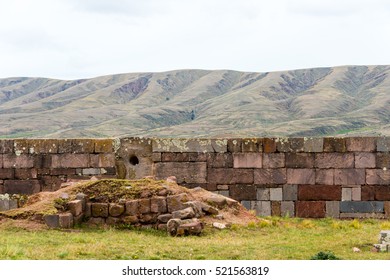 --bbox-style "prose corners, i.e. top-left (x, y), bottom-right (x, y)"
top-left (129, 155), bottom-right (139, 166)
